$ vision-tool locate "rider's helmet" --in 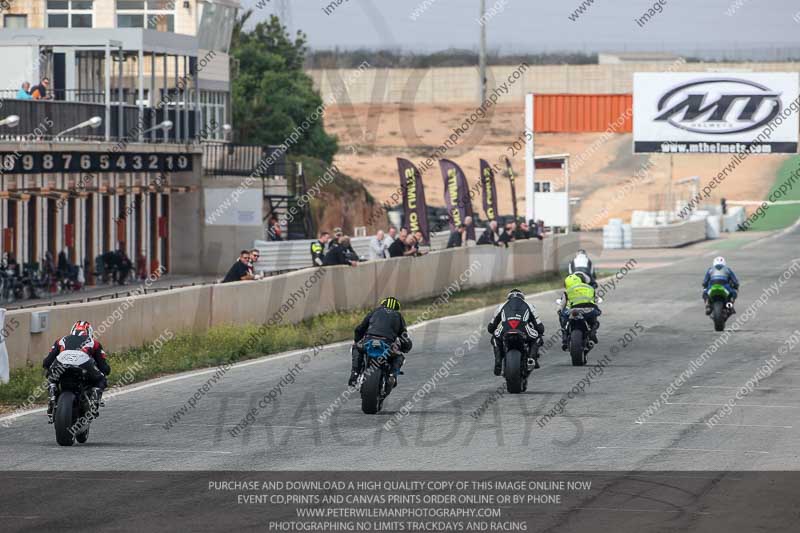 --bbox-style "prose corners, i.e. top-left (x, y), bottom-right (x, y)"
top-left (71, 320), bottom-right (94, 338)
top-left (565, 274), bottom-right (583, 290)
top-left (380, 297), bottom-right (401, 311)
top-left (713, 256), bottom-right (726, 270)
top-left (574, 271), bottom-right (592, 284)
top-left (507, 288), bottom-right (525, 300)
top-left (576, 249), bottom-right (588, 257)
